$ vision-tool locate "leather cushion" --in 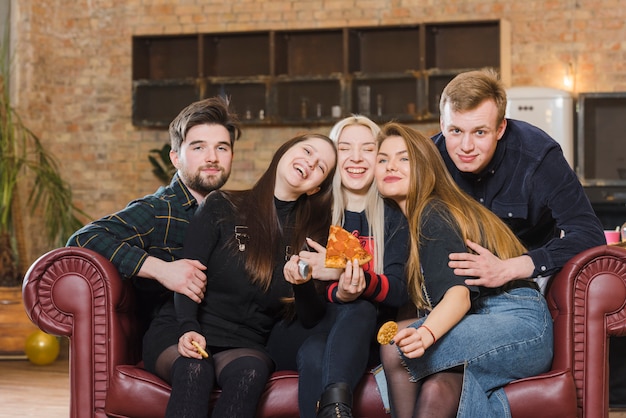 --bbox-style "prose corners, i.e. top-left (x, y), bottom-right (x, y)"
top-left (505, 368), bottom-right (578, 418)
top-left (105, 365), bottom-right (388, 418)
